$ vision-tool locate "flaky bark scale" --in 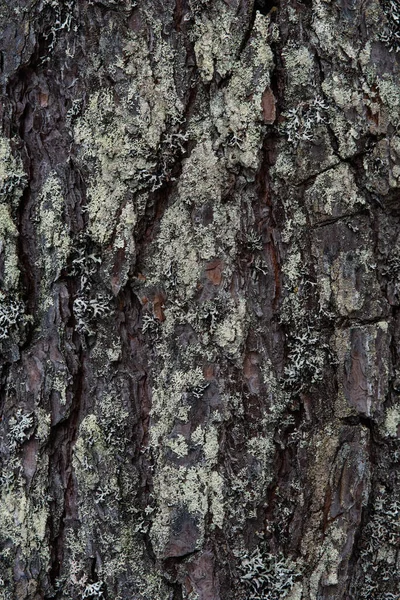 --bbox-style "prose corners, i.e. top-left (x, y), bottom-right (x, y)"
top-left (0, 0), bottom-right (399, 599)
